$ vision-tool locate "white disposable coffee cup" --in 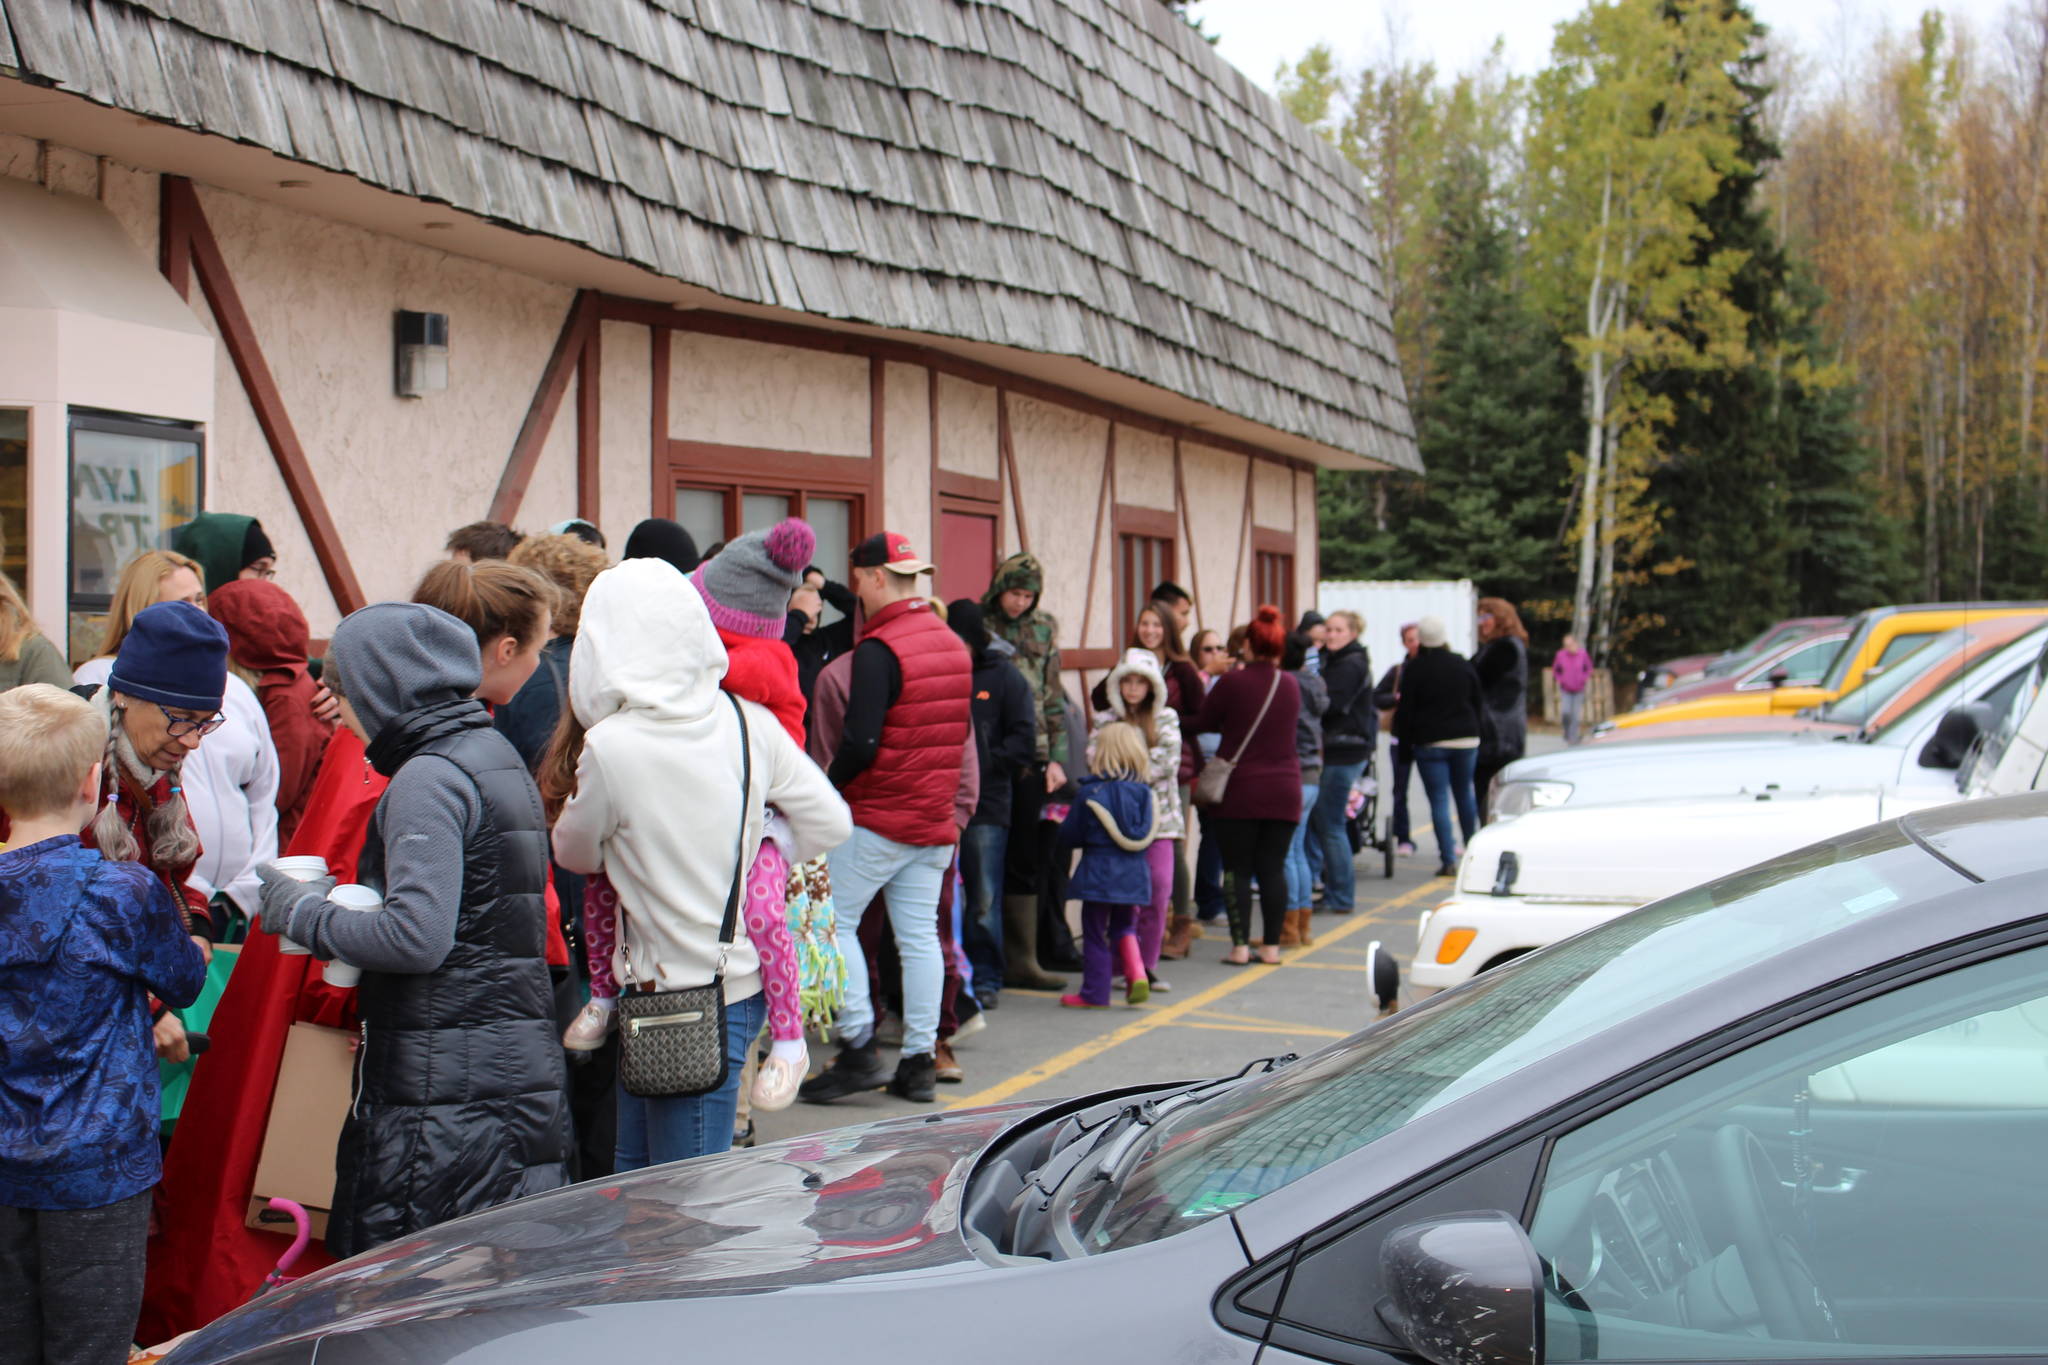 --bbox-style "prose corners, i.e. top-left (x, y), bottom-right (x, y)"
top-left (322, 884), bottom-right (382, 988)
top-left (268, 856), bottom-right (330, 955)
